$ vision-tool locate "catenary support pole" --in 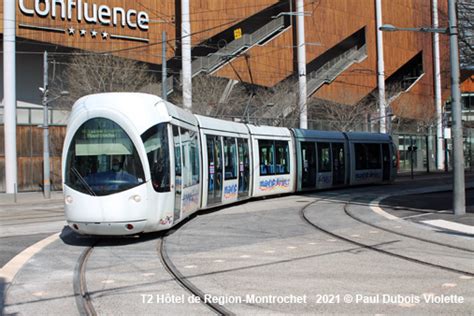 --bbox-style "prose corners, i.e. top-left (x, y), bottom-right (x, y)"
top-left (162, 31), bottom-right (167, 101)
top-left (181, 0), bottom-right (192, 110)
top-left (375, 0), bottom-right (387, 133)
top-left (42, 51), bottom-right (51, 199)
top-left (296, 0), bottom-right (307, 129)
top-left (3, 0), bottom-right (17, 194)
top-left (432, 0), bottom-right (445, 170)
top-left (448, 0), bottom-right (465, 215)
